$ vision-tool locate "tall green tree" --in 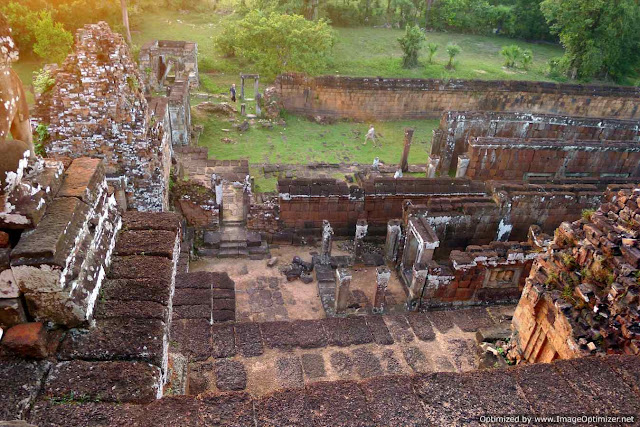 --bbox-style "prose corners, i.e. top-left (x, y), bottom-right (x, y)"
top-left (215, 12), bottom-right (334, 79)
top-left (32, 11), bottom-right (73, 64)
top-left (541, 0), bottom-right (640, 81)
